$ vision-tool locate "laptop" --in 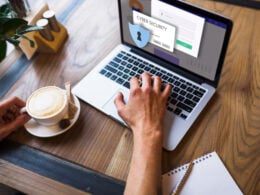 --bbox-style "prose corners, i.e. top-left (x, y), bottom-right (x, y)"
top-left (72, 0), bottom-right (233, 151)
